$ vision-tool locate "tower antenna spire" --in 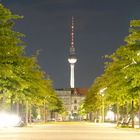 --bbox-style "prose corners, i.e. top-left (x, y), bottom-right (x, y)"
top-left (71, 16), bottom-right (74, 48)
